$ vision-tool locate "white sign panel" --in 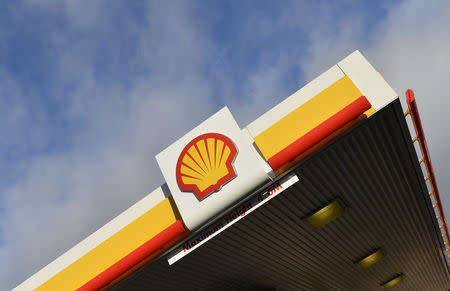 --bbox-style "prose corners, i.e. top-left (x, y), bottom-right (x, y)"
top-left (156, 107), bottom-right (270, 231)
top-left (167, 173), bottom-right (299, 265)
